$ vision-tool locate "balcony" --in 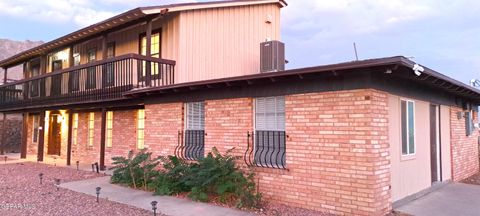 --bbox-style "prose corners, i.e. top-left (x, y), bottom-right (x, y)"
top-left (0, 54), bottom-right (175, 111)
